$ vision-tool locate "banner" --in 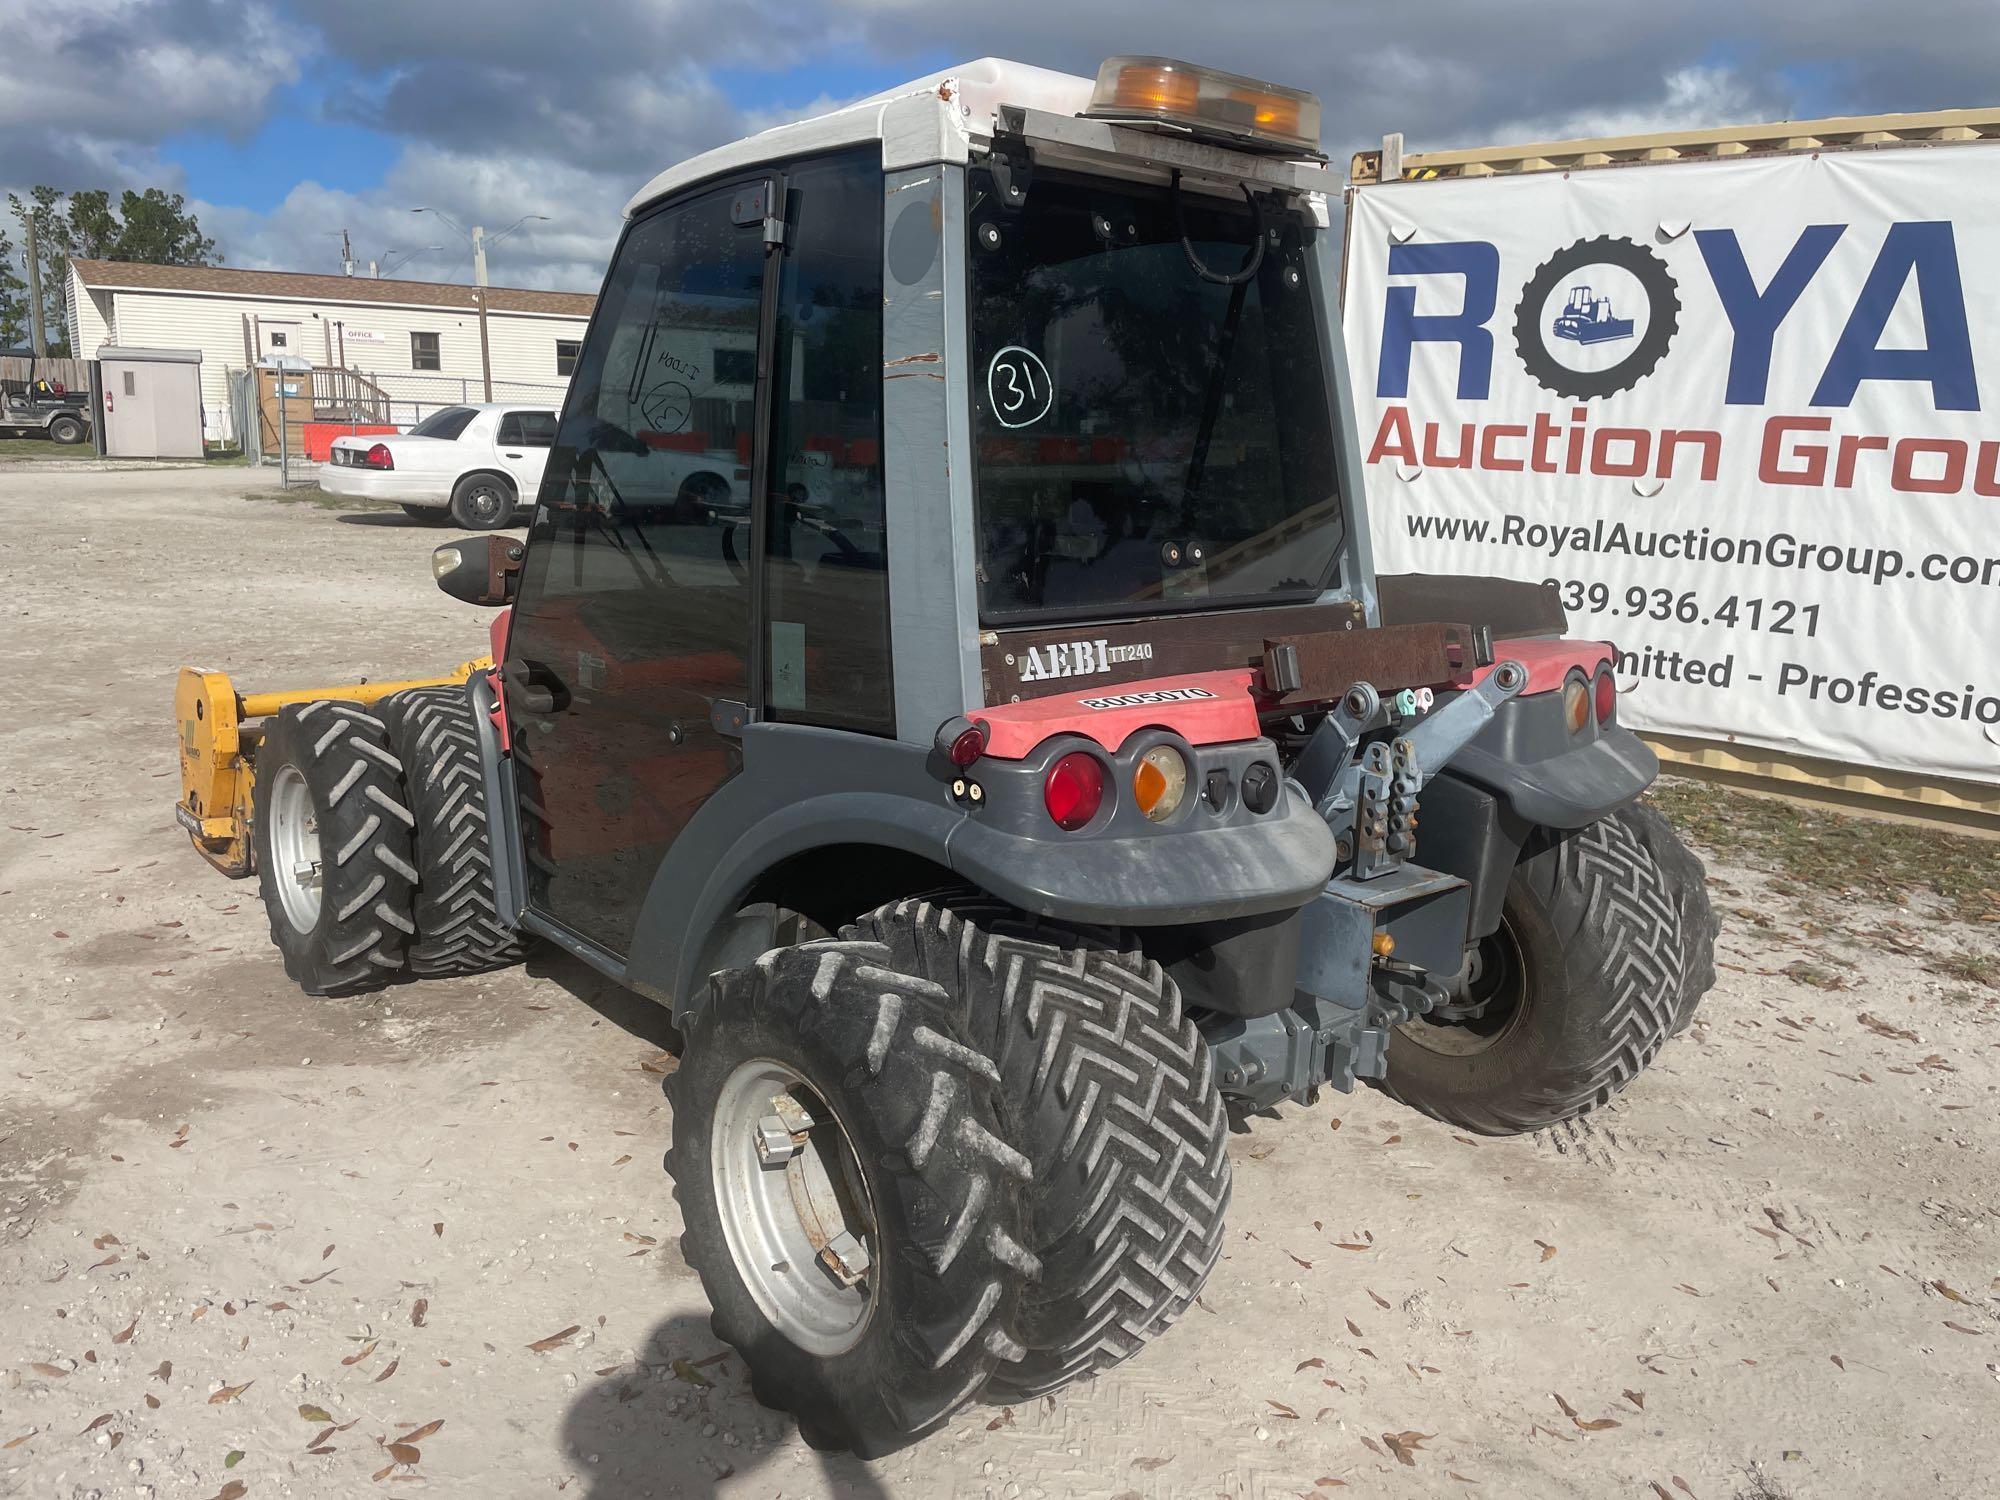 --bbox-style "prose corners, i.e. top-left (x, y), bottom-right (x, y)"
top-left (1344, 147), bottom-right (2000, 785)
